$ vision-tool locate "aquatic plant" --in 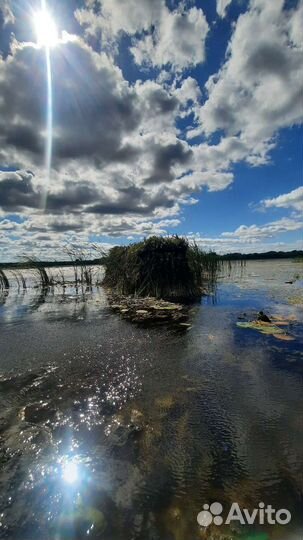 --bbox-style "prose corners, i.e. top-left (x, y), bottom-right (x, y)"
top-left (23, 257), bottom-right (52, 288)
top-left (102, 236), bottom-right (222, 300)
top-left (17, 271), bottom-right (27, 289)
top-left (0, 268), bottom-right (9, 289)
top-left (237, 320), bottom-right (294, 341)
top-left (65, 247), bottom-right (101, 287)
